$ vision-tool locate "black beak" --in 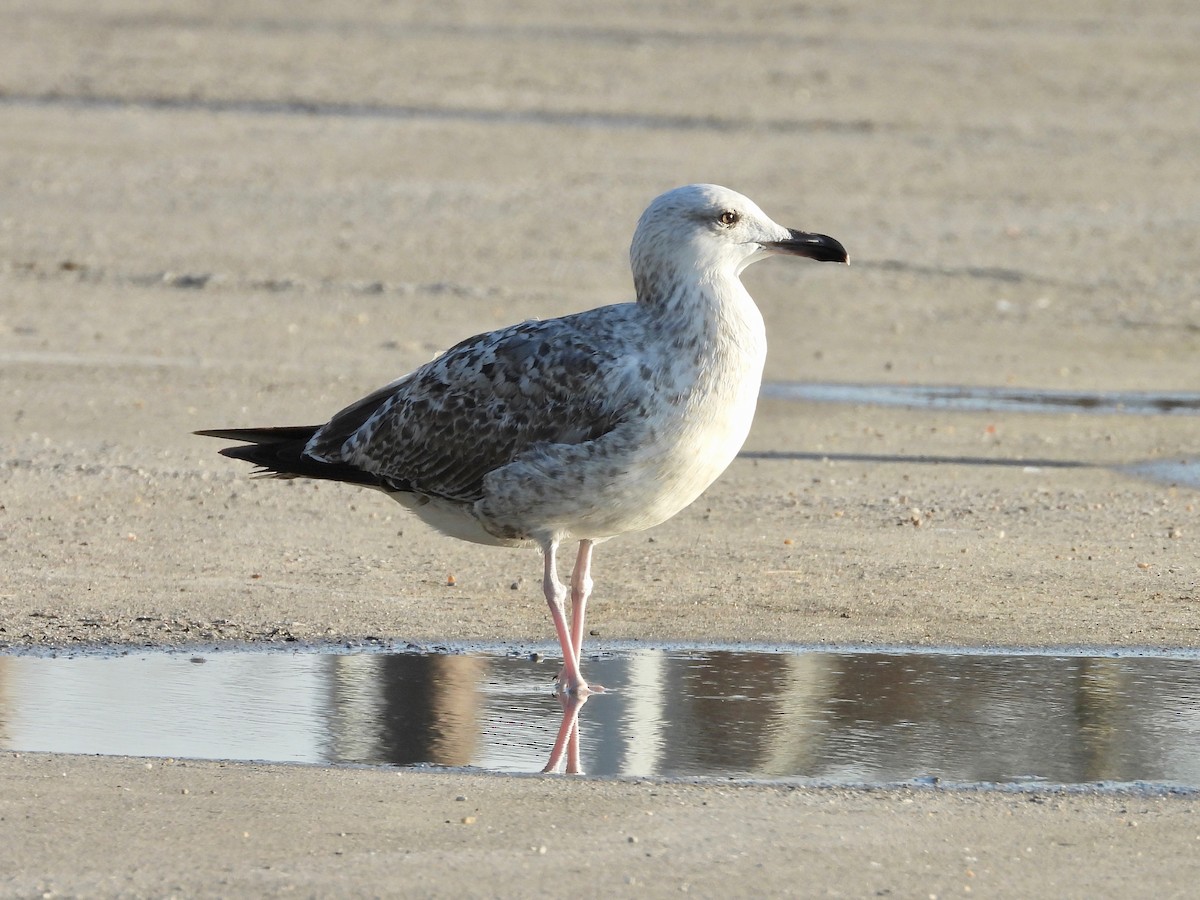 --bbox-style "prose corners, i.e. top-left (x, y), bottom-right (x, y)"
top-left (764, 229), bottom-right (849, 264)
